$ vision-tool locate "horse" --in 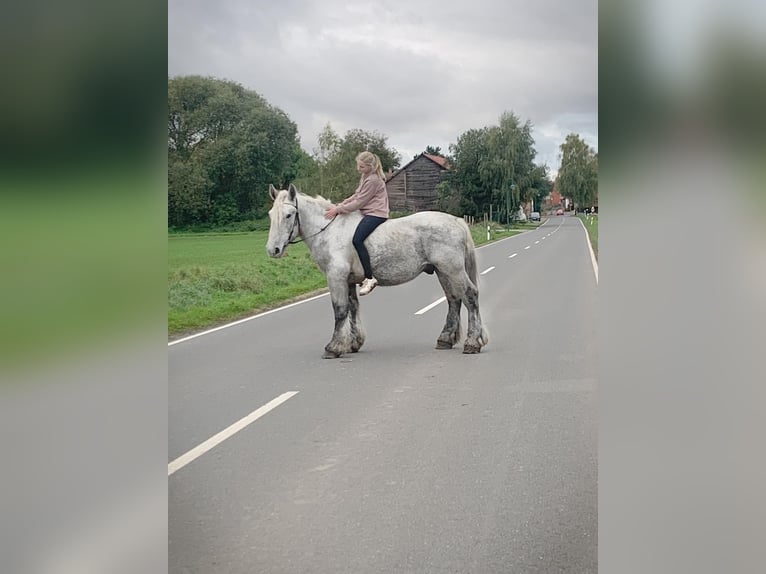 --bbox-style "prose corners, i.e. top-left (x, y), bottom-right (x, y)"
top-left (266, 183), bottom-right (488, 358)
